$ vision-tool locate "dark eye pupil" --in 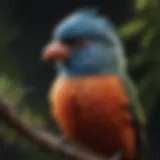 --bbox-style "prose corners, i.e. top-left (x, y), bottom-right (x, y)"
top-left (63, 38), bottom-right (77, 45)
top-left (62, 37), bottom-right (84, 46)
